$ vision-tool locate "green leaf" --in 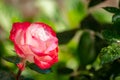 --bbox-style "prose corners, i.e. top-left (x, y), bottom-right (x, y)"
top-left (100, 43), bottom-right (120, 64)
top-left (57, 67), bottom-right (73, 75)
top-left (21, 78), bottom-right (34, 80)
top-left (102, 30), bottom-right (120, 43)
top-left (81, 15), bottom-right (101, 31)
top-left (70, 75), bottom-right (90, 80)
top-left (57, 28), bottom-right (78, 44)
top-left (28, 63), bottom-right (52, 74)
top-left (94, 35), bottom-right (107, 55)
top-left (103, 7), bottom-right (120, 14)
top-left (19, 76), bottom-right (34, 80)
top-left (0, 41), bottom-right (6, 57)
top-left (112, 13), bottom-right (120, 24)
top-left (88, 0), bottom-right (106, 8)
top-left (76, 31), bottom-right (96, 66)
top-left (3, 56), bottom-right (21, 64)
top-left (112, 14), bottom-right (120, 31)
